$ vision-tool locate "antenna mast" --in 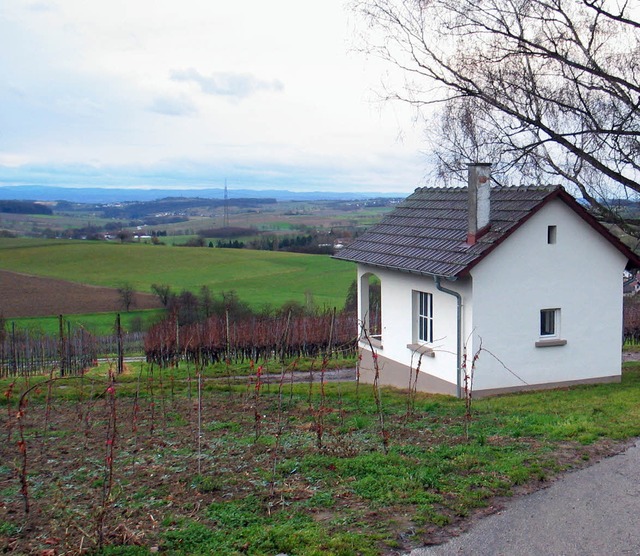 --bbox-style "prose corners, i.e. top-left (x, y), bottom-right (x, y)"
top-left (223, 179), bottom-right (230, 228)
